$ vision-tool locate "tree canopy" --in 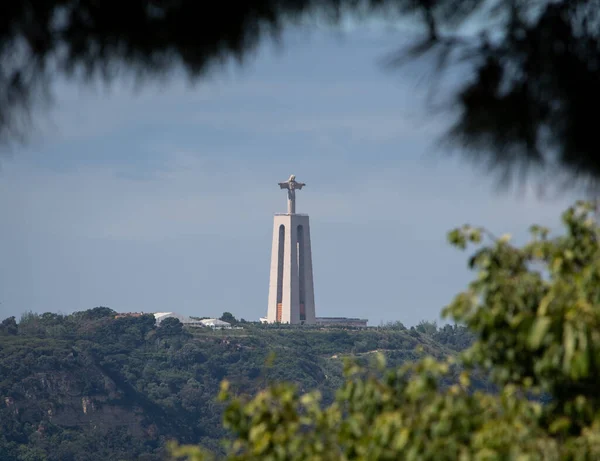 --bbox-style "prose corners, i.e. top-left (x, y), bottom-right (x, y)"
top-left (0, 305), bottom-right (466, 460)
top-left (171, 200), bottom-right (600, 460)
top-left (220, 312), bottom-right (238, 325)
top-left (2, 0), bottom-right (600, 186)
